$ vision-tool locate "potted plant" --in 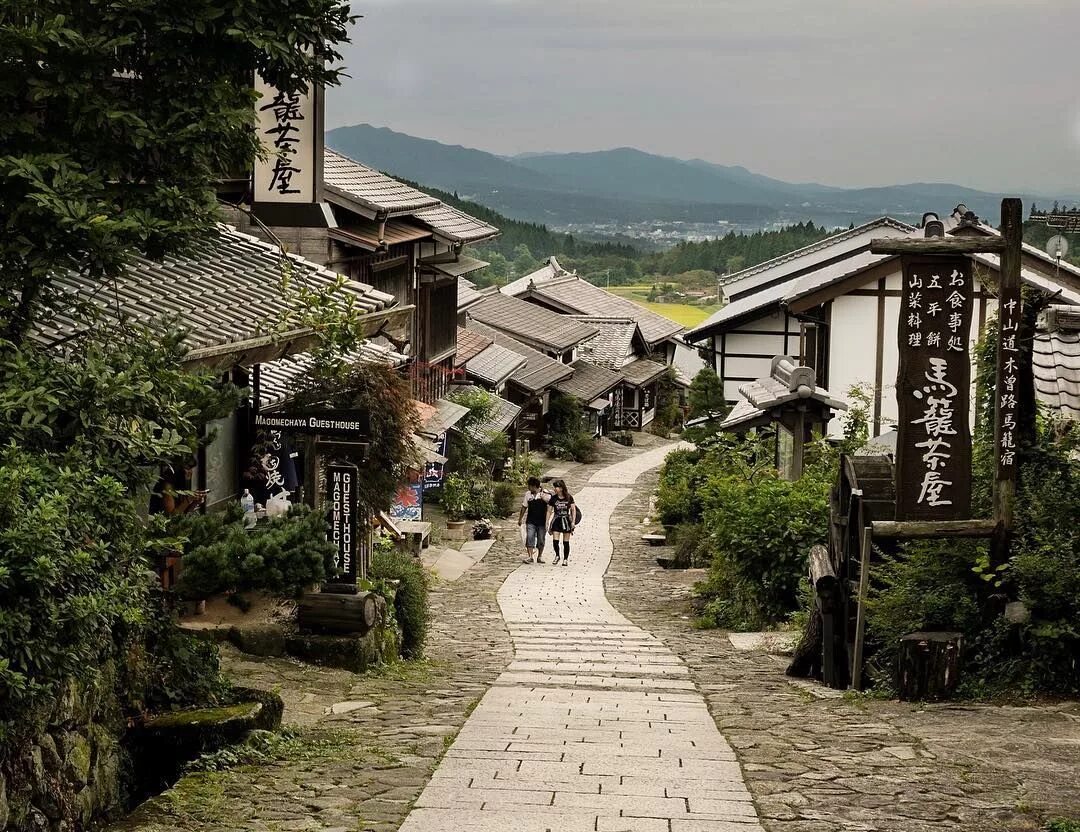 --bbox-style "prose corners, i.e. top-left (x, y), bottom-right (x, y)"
top-left (442, 473), bottom-right (468, 530)
top-left (472, 518), bottom-right (493, 541)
